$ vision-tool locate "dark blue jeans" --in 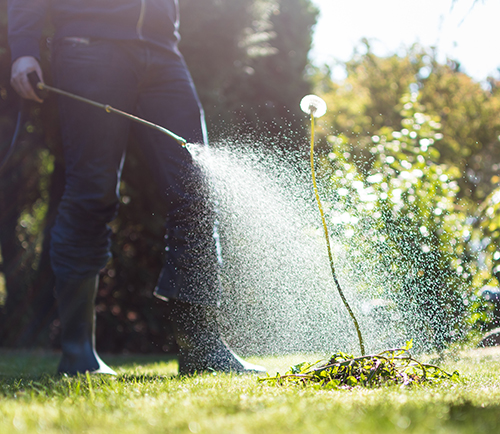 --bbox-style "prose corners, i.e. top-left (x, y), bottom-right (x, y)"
top-left (50, 38), bottom-right (220, 305)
